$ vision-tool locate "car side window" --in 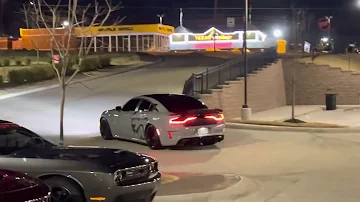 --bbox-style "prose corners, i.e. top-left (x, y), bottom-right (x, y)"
top-left (0, 128), bottom-right (38, 155)
top-left (122, 99), bottom-right (141, 111)
top-left (138, 100), bottom-right (152, 112)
